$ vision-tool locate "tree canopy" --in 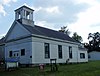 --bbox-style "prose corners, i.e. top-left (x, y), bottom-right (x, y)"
top-left (59, 26), bottom-right (70, 35)
top-left (72, 32), bottom-right (83, 42)
top-left (87, 32), bottom-right (100, 52)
